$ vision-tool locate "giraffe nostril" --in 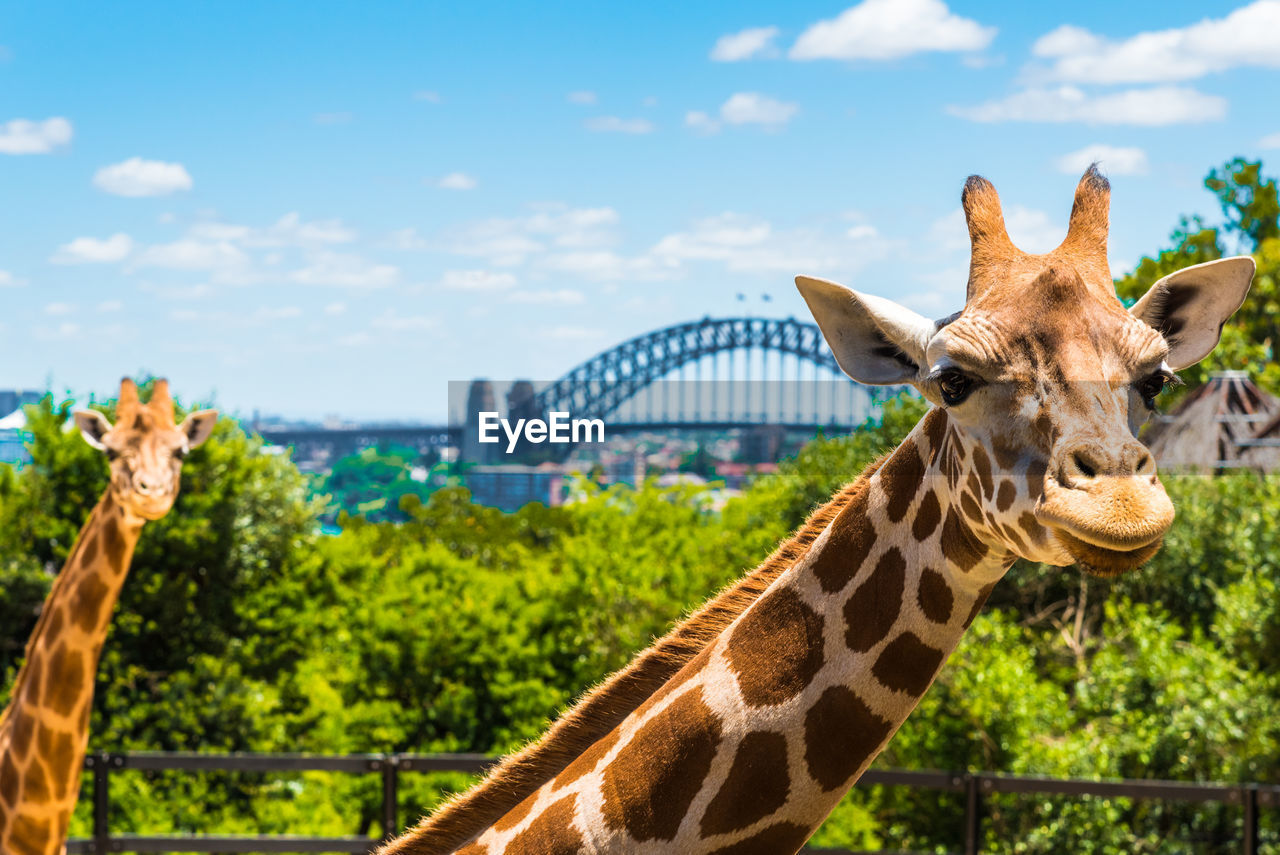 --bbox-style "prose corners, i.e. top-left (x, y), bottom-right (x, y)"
top-left (1072, 452), bottom-right (1096, 480)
